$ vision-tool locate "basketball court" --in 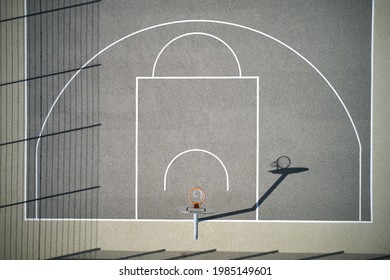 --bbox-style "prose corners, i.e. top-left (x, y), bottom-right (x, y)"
top-left (5, 0), bottom-right (389, 262)
top-left (23, 0), bottom-right (372, 223)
